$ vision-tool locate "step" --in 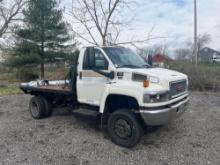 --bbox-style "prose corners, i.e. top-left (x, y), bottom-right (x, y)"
top-left (72, 108), bottom-right (100, 118)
